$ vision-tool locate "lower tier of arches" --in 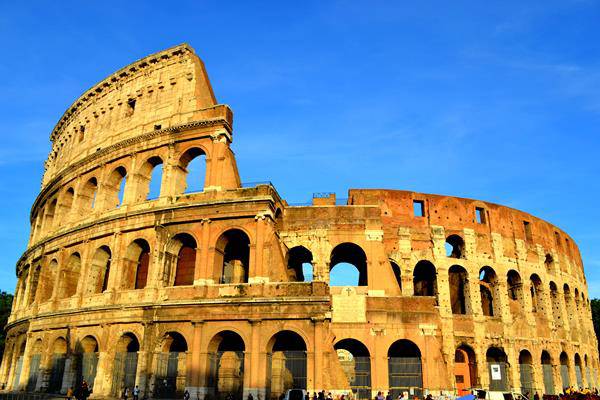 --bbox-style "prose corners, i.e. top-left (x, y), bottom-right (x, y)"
top-left (1, 320), bottom-right (598, 400)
